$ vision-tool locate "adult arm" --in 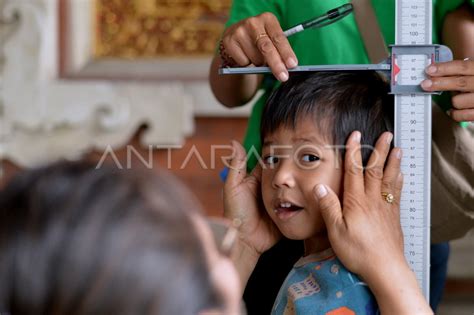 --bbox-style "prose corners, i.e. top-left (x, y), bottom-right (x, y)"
top-left (420, 4), bottom-right (474, 242)
top-left (442, 4), bottom-right (474, 60)
top-left (209, 56), bottom-right (263, 108)
top-left (315, 131), bottom-right (432, 315)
